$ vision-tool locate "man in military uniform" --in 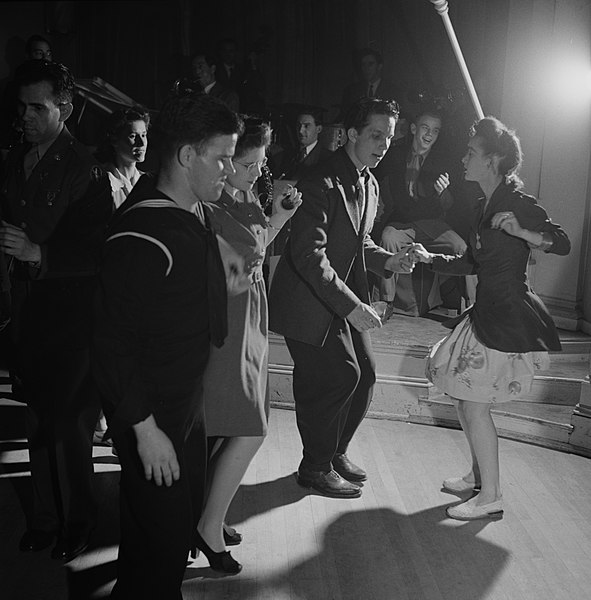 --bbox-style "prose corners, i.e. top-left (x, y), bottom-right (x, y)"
top-left (0, 60), bottom-right (112, 562)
